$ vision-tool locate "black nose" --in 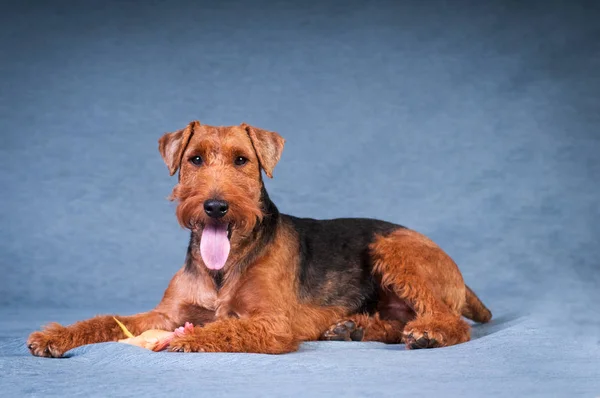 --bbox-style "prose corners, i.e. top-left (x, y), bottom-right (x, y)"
top-left (203, 199), bottom-right (229, 219)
